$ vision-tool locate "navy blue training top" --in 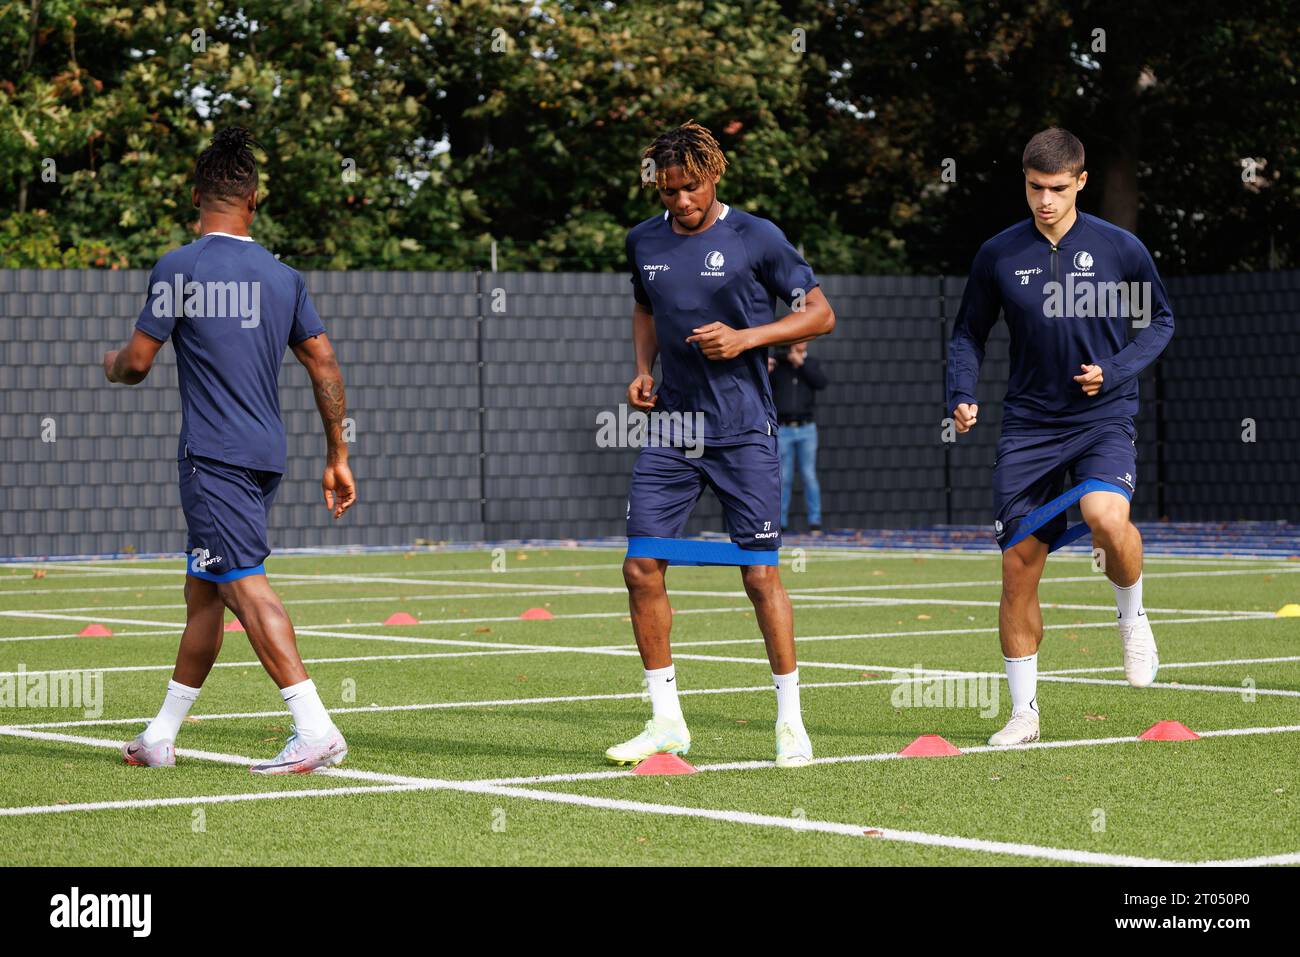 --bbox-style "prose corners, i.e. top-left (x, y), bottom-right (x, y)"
top-left (626, 204), bottom-right (819, 438)
top-left (946, 212), bottom-right (1174, 431)
top-left (135, 232), bottom-right (326, 473)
